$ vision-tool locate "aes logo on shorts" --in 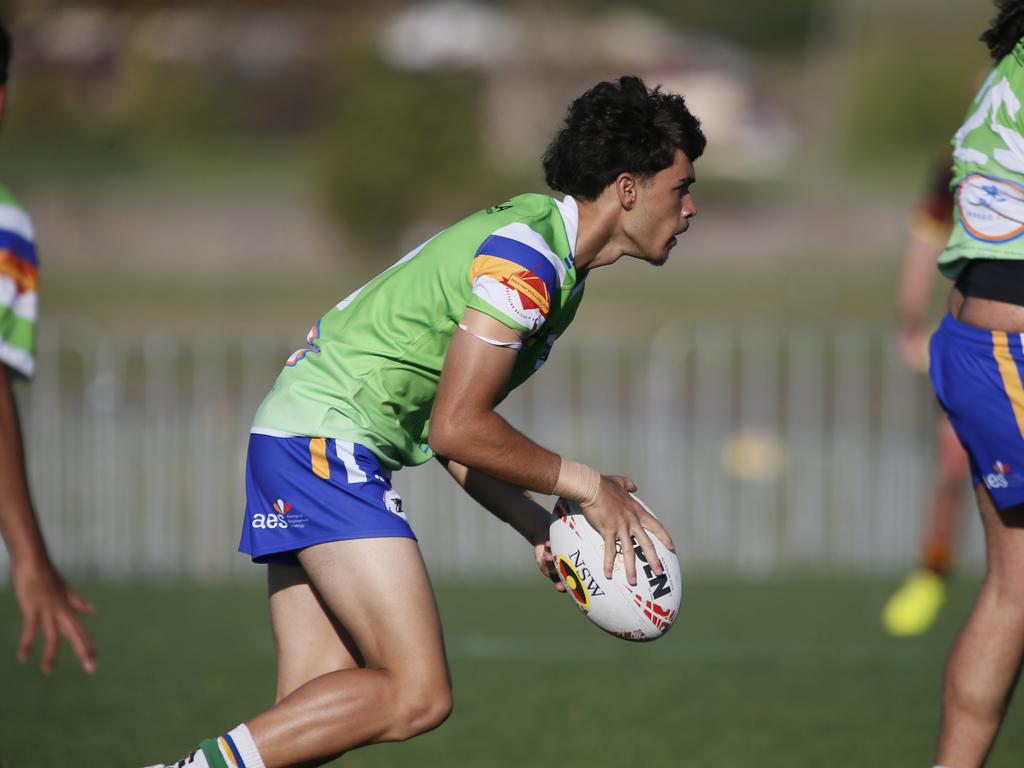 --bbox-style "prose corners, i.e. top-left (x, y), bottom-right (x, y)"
top-left (252, 498), bottom-right (307, 529)
top-left (985, 460), bottom-right (1022, 491)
